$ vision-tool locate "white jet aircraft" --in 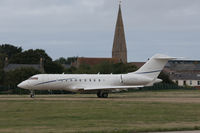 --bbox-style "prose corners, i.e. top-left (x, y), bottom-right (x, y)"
top-left (18, 54), bottom-right (176, 98)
